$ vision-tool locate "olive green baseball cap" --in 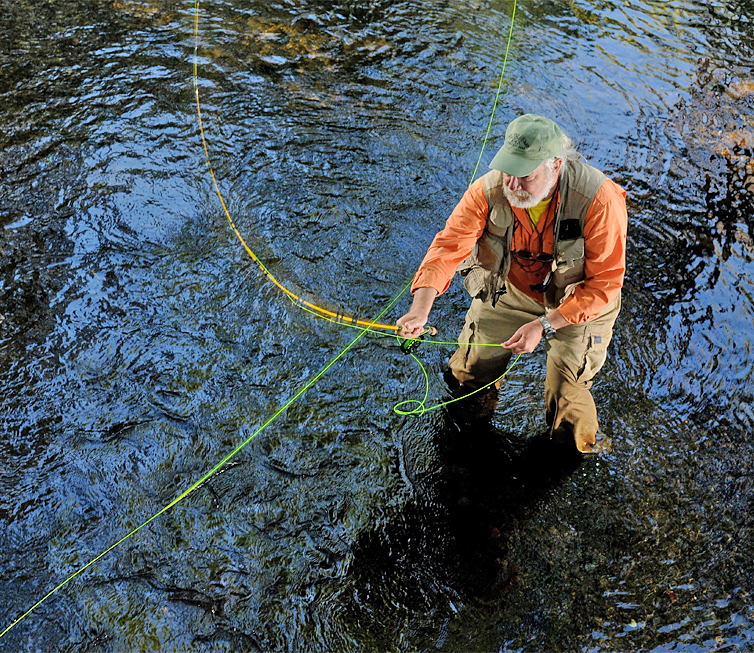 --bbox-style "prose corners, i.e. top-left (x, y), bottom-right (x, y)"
top-left (489, 114), bottom-right (564, 177)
